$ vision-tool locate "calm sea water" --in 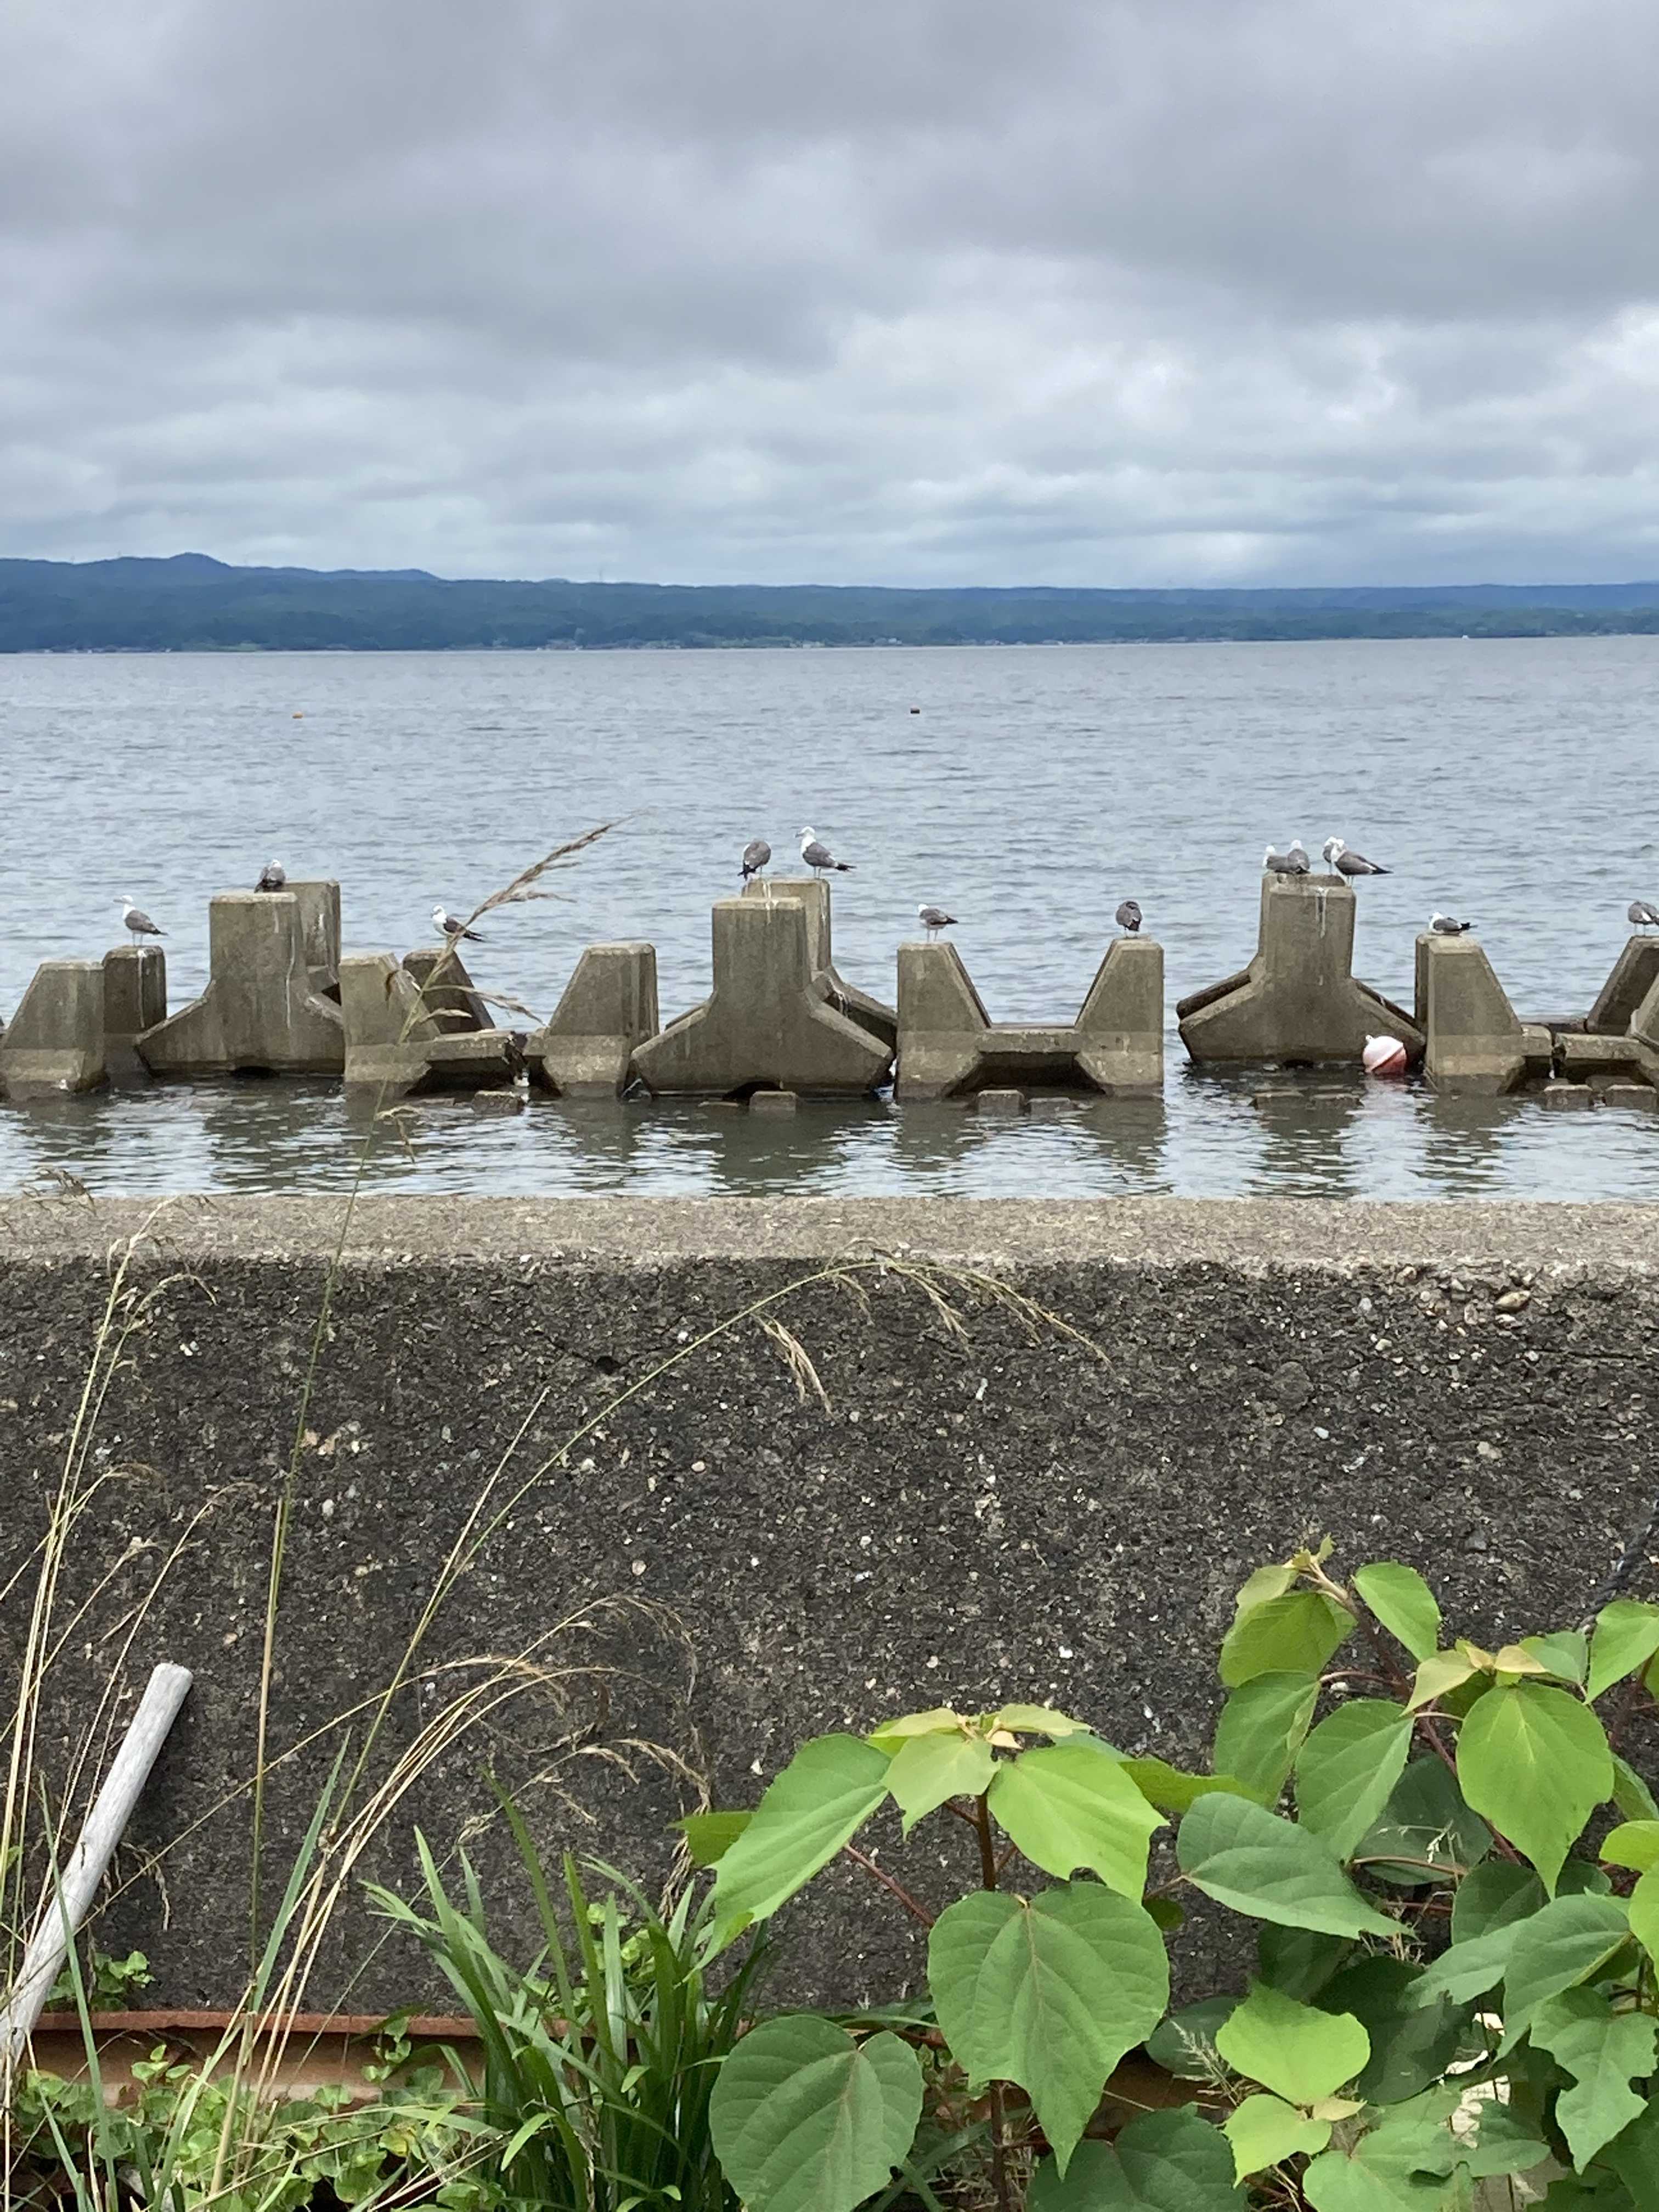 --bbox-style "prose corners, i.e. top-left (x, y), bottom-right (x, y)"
top-left (1, 639), bottom-right (1656, 1200)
